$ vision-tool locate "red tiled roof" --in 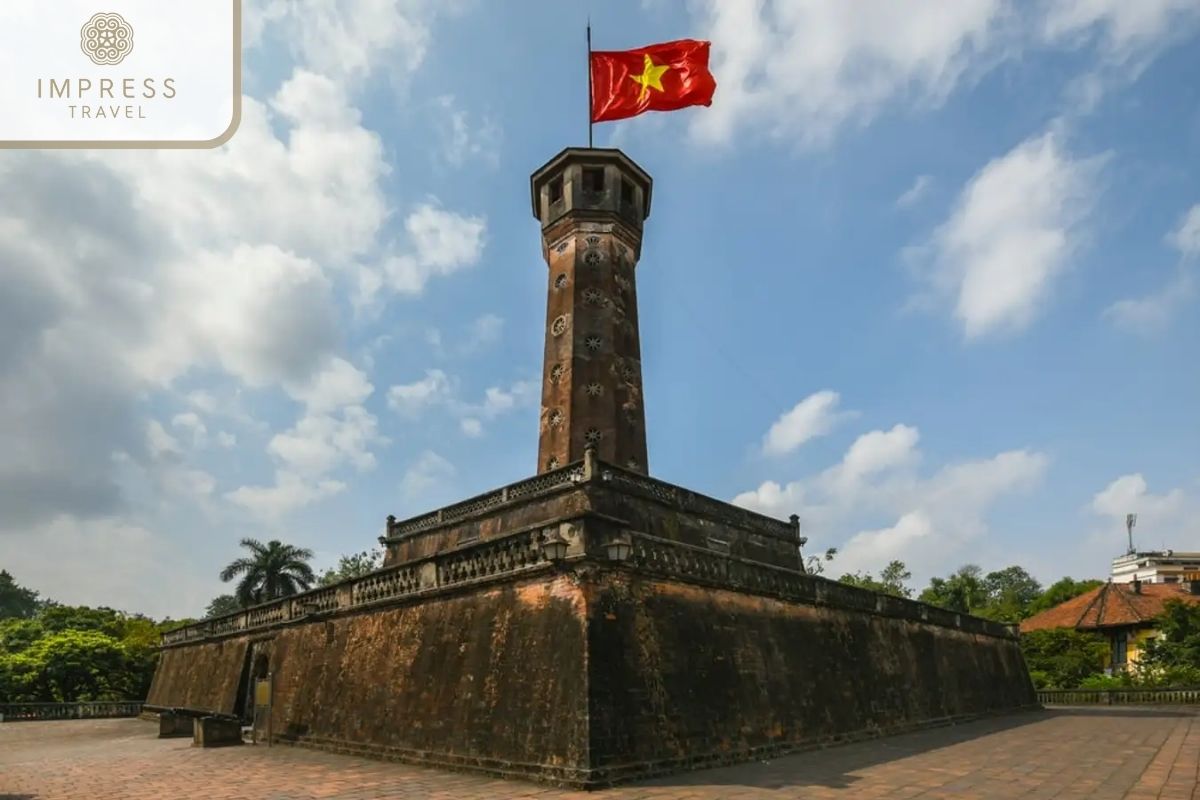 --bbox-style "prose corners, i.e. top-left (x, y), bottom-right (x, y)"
top-left (1020, 582), bottom-right (1200, 633)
